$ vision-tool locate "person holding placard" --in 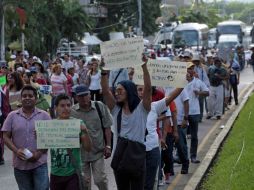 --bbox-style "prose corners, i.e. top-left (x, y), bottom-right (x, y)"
top-left (50, 94), bottom-right (91, 190)
top-left (101, 55), bottom-right (151, 190)
top-left (2, 85), bottom-right (51, 190)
